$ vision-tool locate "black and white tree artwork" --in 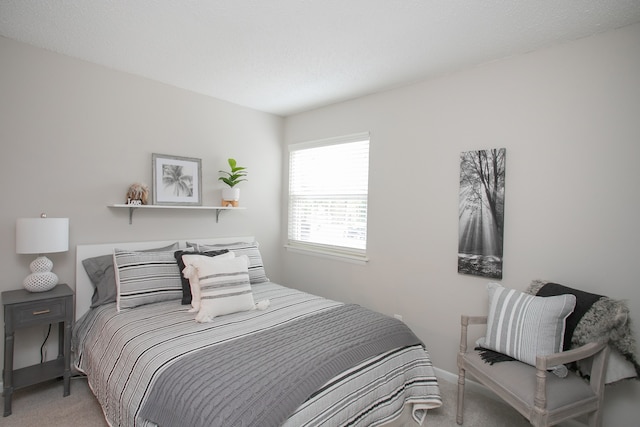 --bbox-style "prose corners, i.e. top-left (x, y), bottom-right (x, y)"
top-left (458, 148), bottom-right (506, 279)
